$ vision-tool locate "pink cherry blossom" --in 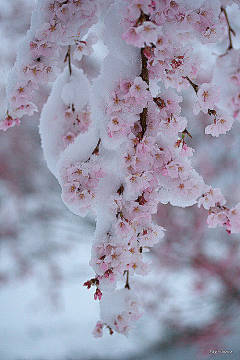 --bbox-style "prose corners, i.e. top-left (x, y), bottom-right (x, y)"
top-left (4, 0), bottom-right (240, 342)
top-left (135, 22), bottom-right (159, 46)
top-left (198, 187), bottom-right (226, 210)
top-left (61, 131), bottom-right (76, 147)
top-left (122, 25), bottom-right (145, 47)
top-left (193, 83), bottom-right (221, 115)
top-left (126, 0), bottom-right (152, 21)
top-left (0, 115), bottom-right (20, 131)
top-left (205, 110), bottom-right (234, 137)
top-left (179, 143), bottom-right (194, 157)
top-left (62, 181), bottom-right (79, 201)
top-left (107, 116), bottom-right (130, 139)
top-left (92, 321), bottom-right (104, 337)
top-left (94, 288), bottom-right (103, 300)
